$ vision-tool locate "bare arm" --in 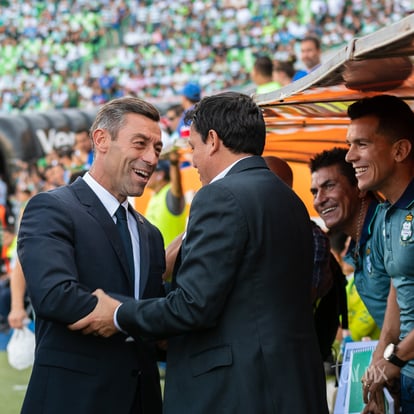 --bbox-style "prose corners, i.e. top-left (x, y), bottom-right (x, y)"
top-left (168, 151), bottom-right (183, 199)
top-left (163, 232), bottom-right (183, 282)
top-left (372, 281), bottom-right (400, 362)
top-left (8, 258), bottom-right (28, 329)
top-left (362, 282), bottom-right (400, 406)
